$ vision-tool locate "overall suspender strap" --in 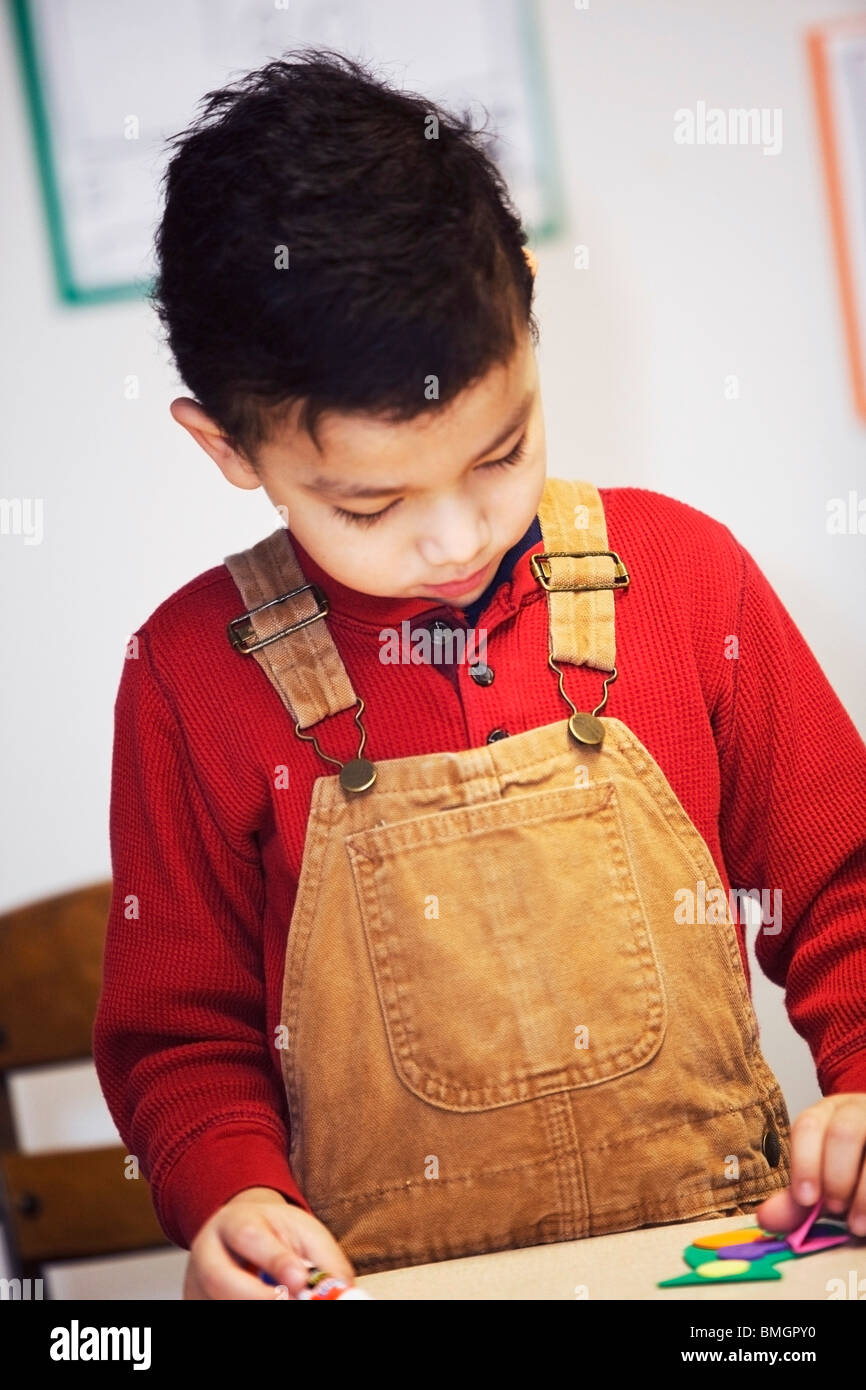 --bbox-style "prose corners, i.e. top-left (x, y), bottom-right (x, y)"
top-left (534, 477), bottom-right (622, 673)
top-left (224, 529), bottom-right (357, 729)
